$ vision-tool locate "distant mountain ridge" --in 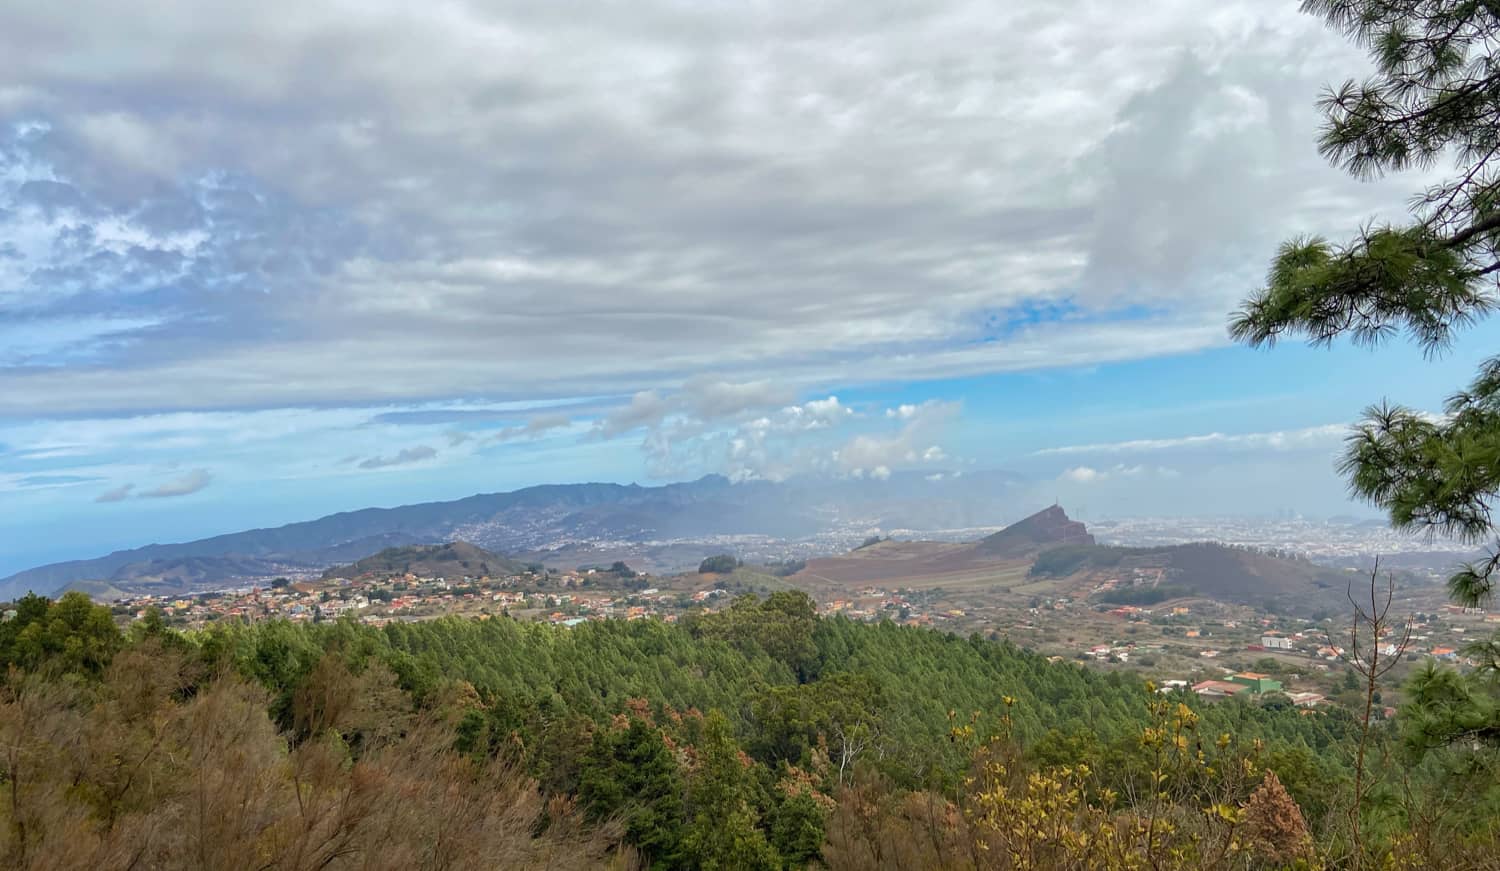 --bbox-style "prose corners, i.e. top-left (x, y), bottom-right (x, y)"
top-left (1, 470), bottom-right (1027, 599)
